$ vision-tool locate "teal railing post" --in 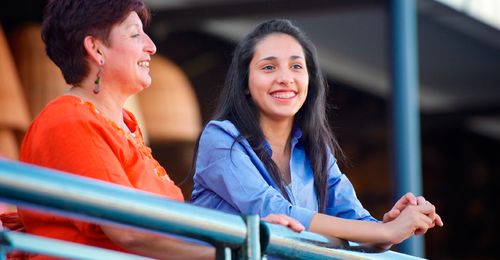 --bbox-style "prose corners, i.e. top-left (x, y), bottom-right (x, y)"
top-left (215, 247), bottom-right (234, 260)
top-left (242, 215), bottom-right (261, 260)
top-left (0, 247), bottom-right (6, 260)
top-left (389, 0), bottom-right (424, 257)
top-left (0, 231), bottom-right (8, 260)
